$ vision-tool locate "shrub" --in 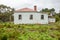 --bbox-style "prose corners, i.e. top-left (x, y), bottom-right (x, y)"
top-left (1, 35), bottom-right (7, 40)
